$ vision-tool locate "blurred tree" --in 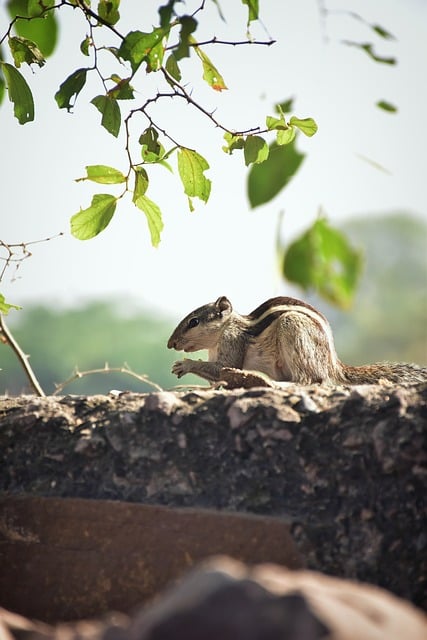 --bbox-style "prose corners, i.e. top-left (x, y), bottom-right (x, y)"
top-left (0, 302), bottom-right (179, 394)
